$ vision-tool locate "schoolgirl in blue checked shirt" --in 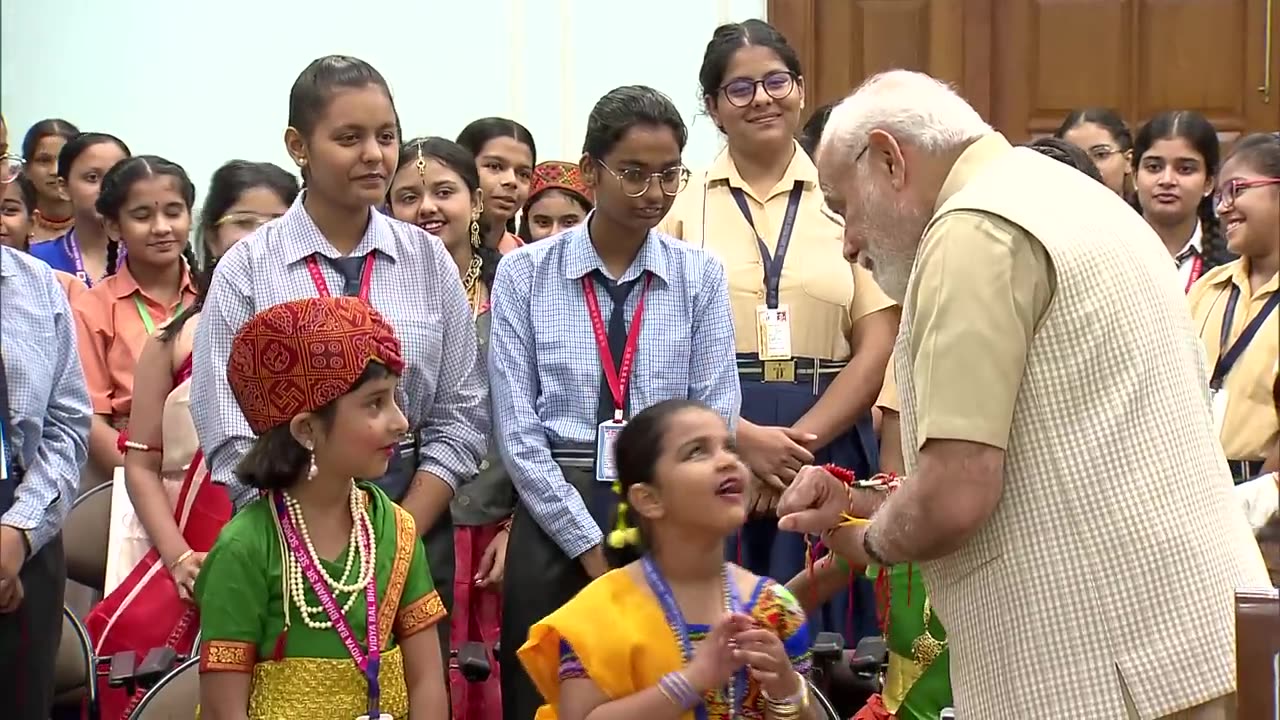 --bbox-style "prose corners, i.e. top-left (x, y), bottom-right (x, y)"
top-left (488, 85), bottom-right (741, 720)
